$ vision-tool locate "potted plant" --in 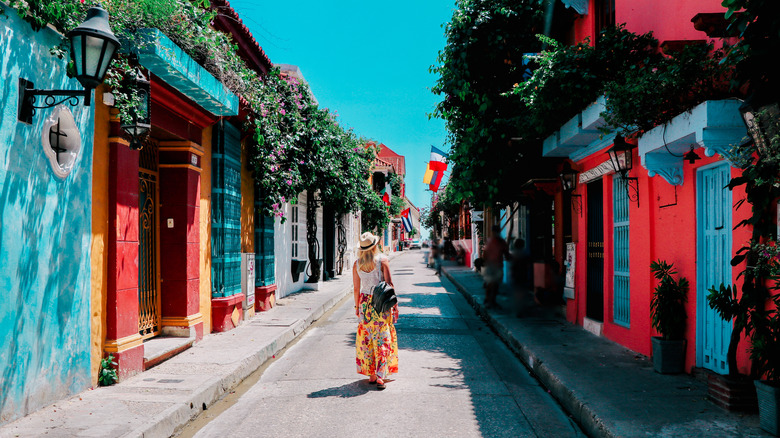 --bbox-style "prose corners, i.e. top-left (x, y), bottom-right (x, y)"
top-left (649, 260), bottom-right (689, 374)
top-left (752, 292), bottom-right (780, 435)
